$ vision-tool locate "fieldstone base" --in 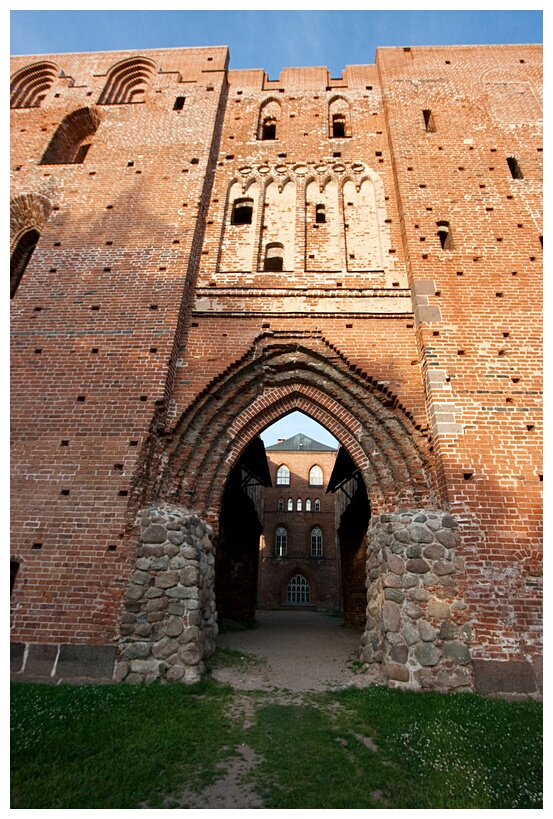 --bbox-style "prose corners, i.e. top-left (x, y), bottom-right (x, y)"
top-left (361, 510), bottom-right (474, 693)
top-left (116, 504), bottom-right (217, 685)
